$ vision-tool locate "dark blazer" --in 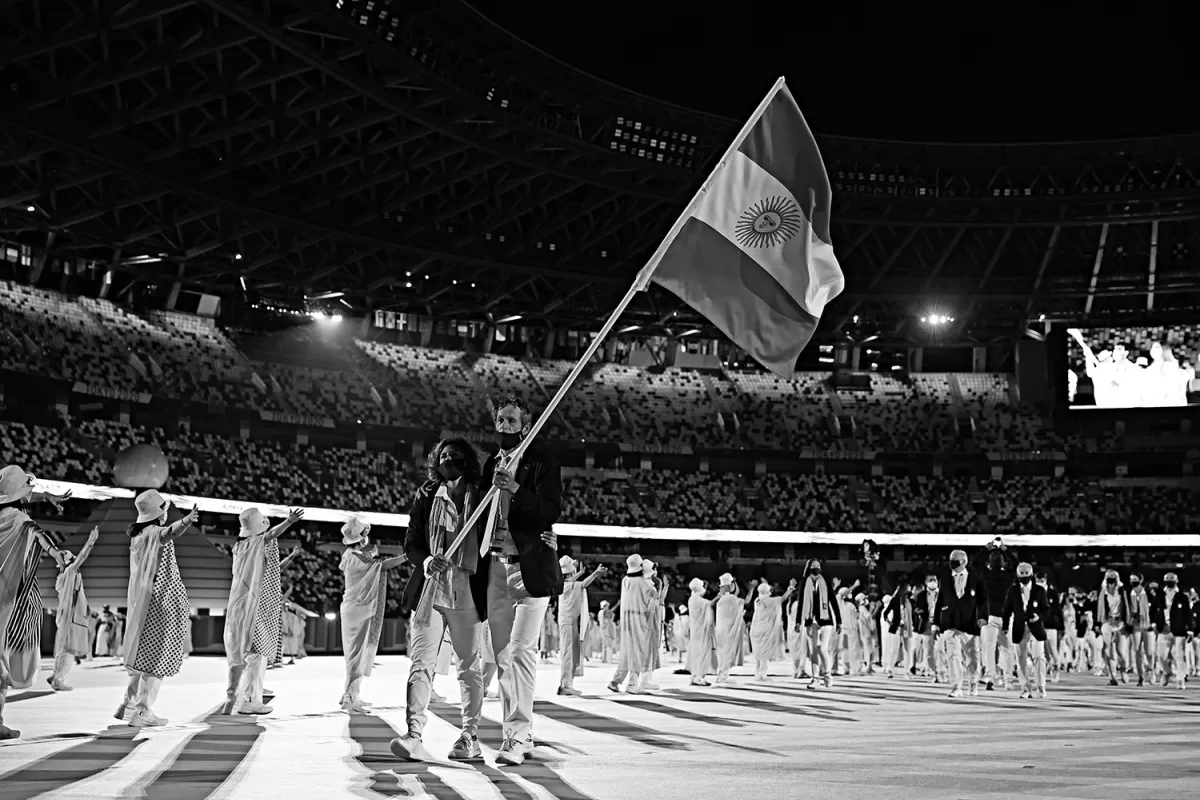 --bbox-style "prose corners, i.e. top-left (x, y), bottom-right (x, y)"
top-left (938, 570), bottom-right (989, 635)
top-left (1151, 591), bottom-right (1193, 638)
top-left (1001, 582), bottom-right (1048, 643)
top-left (480, 445), bottom-right (563, 599)
top-left (401, 480), bottom-right (490, 620)
top-left (1043, 590), bottom-right (1064, 632)
top-left (913, 589), bottom-right (940, 635)
top-left (883, 590), bottom-right (914, 635)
